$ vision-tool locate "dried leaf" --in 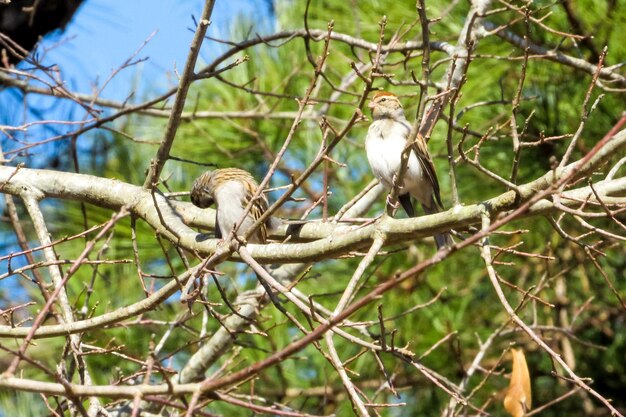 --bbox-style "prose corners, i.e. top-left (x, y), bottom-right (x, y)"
top-left (504, 348), bottom-right (532, 417)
